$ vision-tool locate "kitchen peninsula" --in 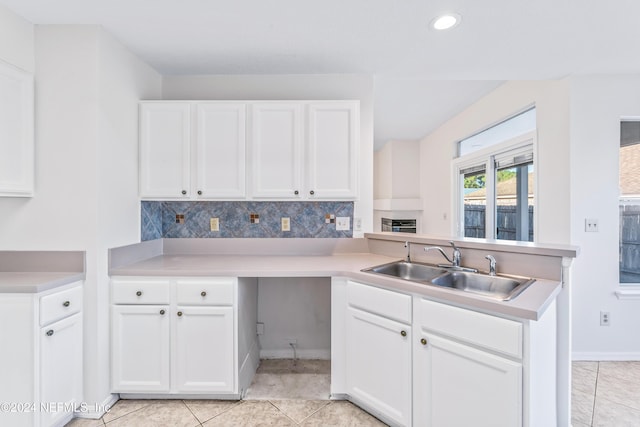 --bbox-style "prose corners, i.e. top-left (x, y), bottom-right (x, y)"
top-left (108, 233), bottom-right (577, 427)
